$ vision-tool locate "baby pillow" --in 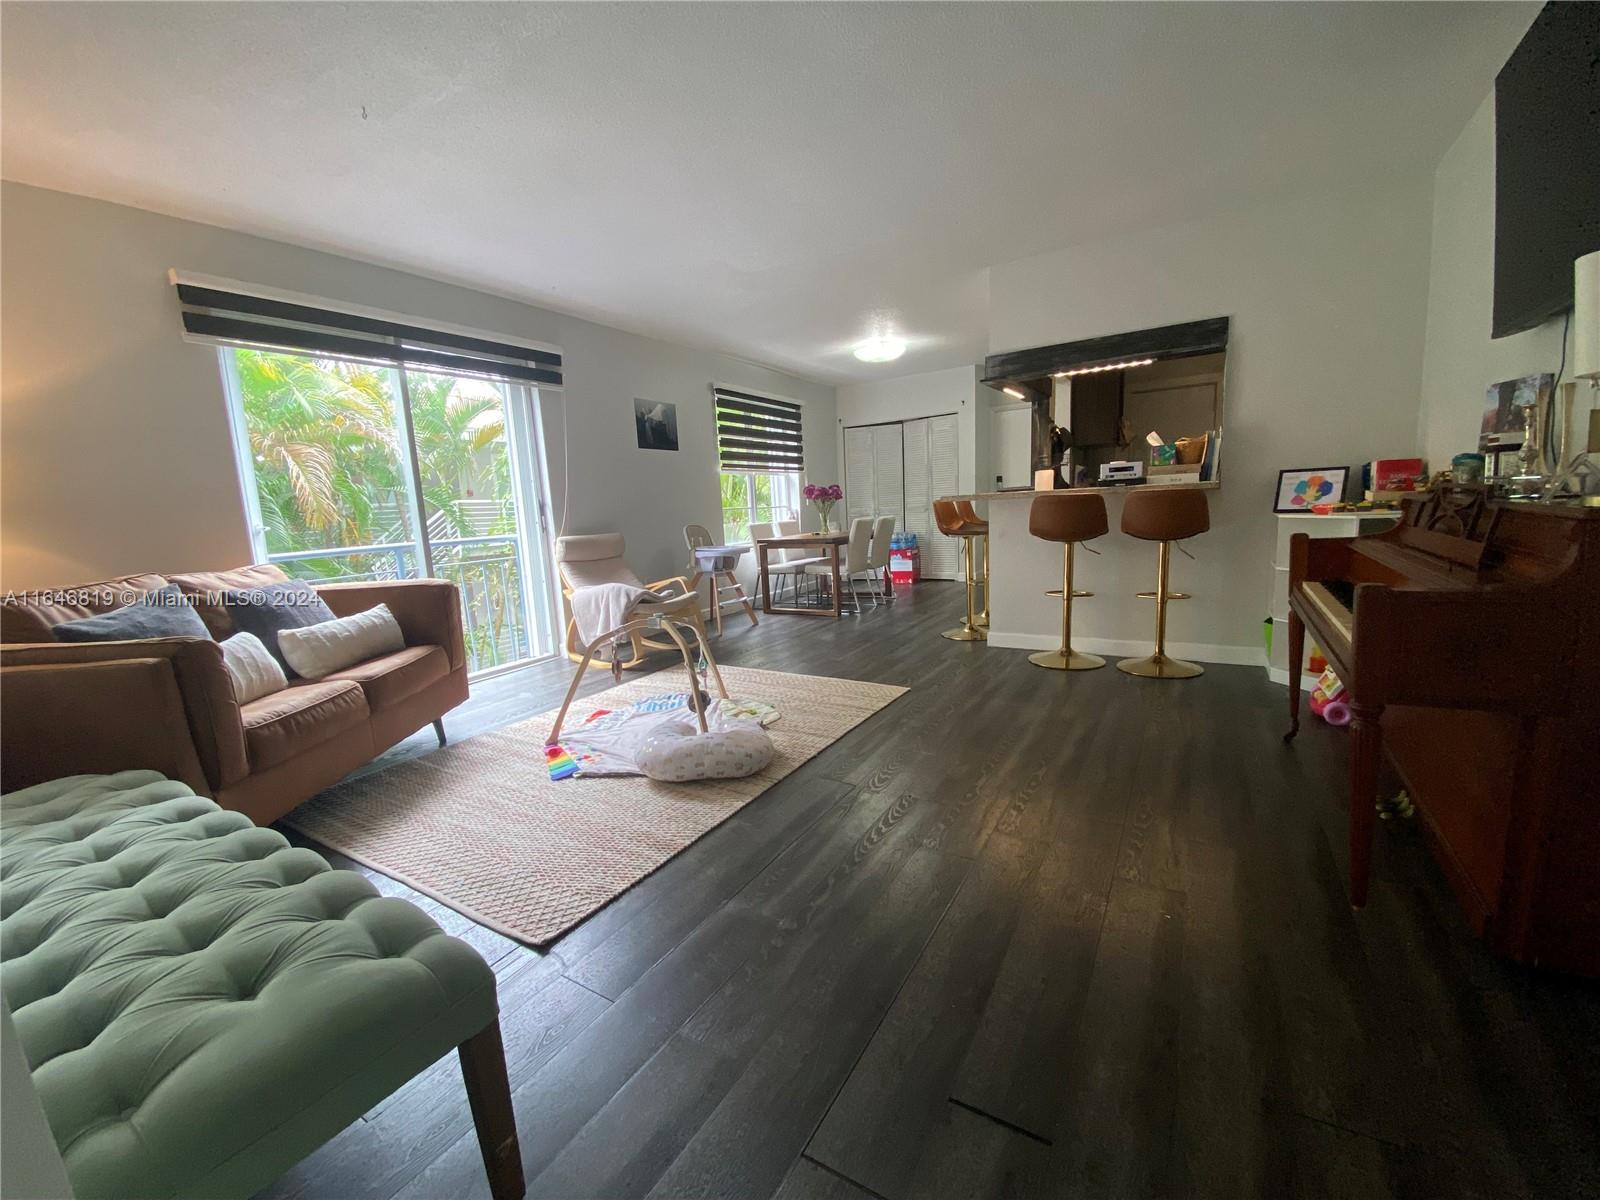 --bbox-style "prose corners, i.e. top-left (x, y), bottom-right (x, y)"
top-left (634, 720), bottom-right (775, 783)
